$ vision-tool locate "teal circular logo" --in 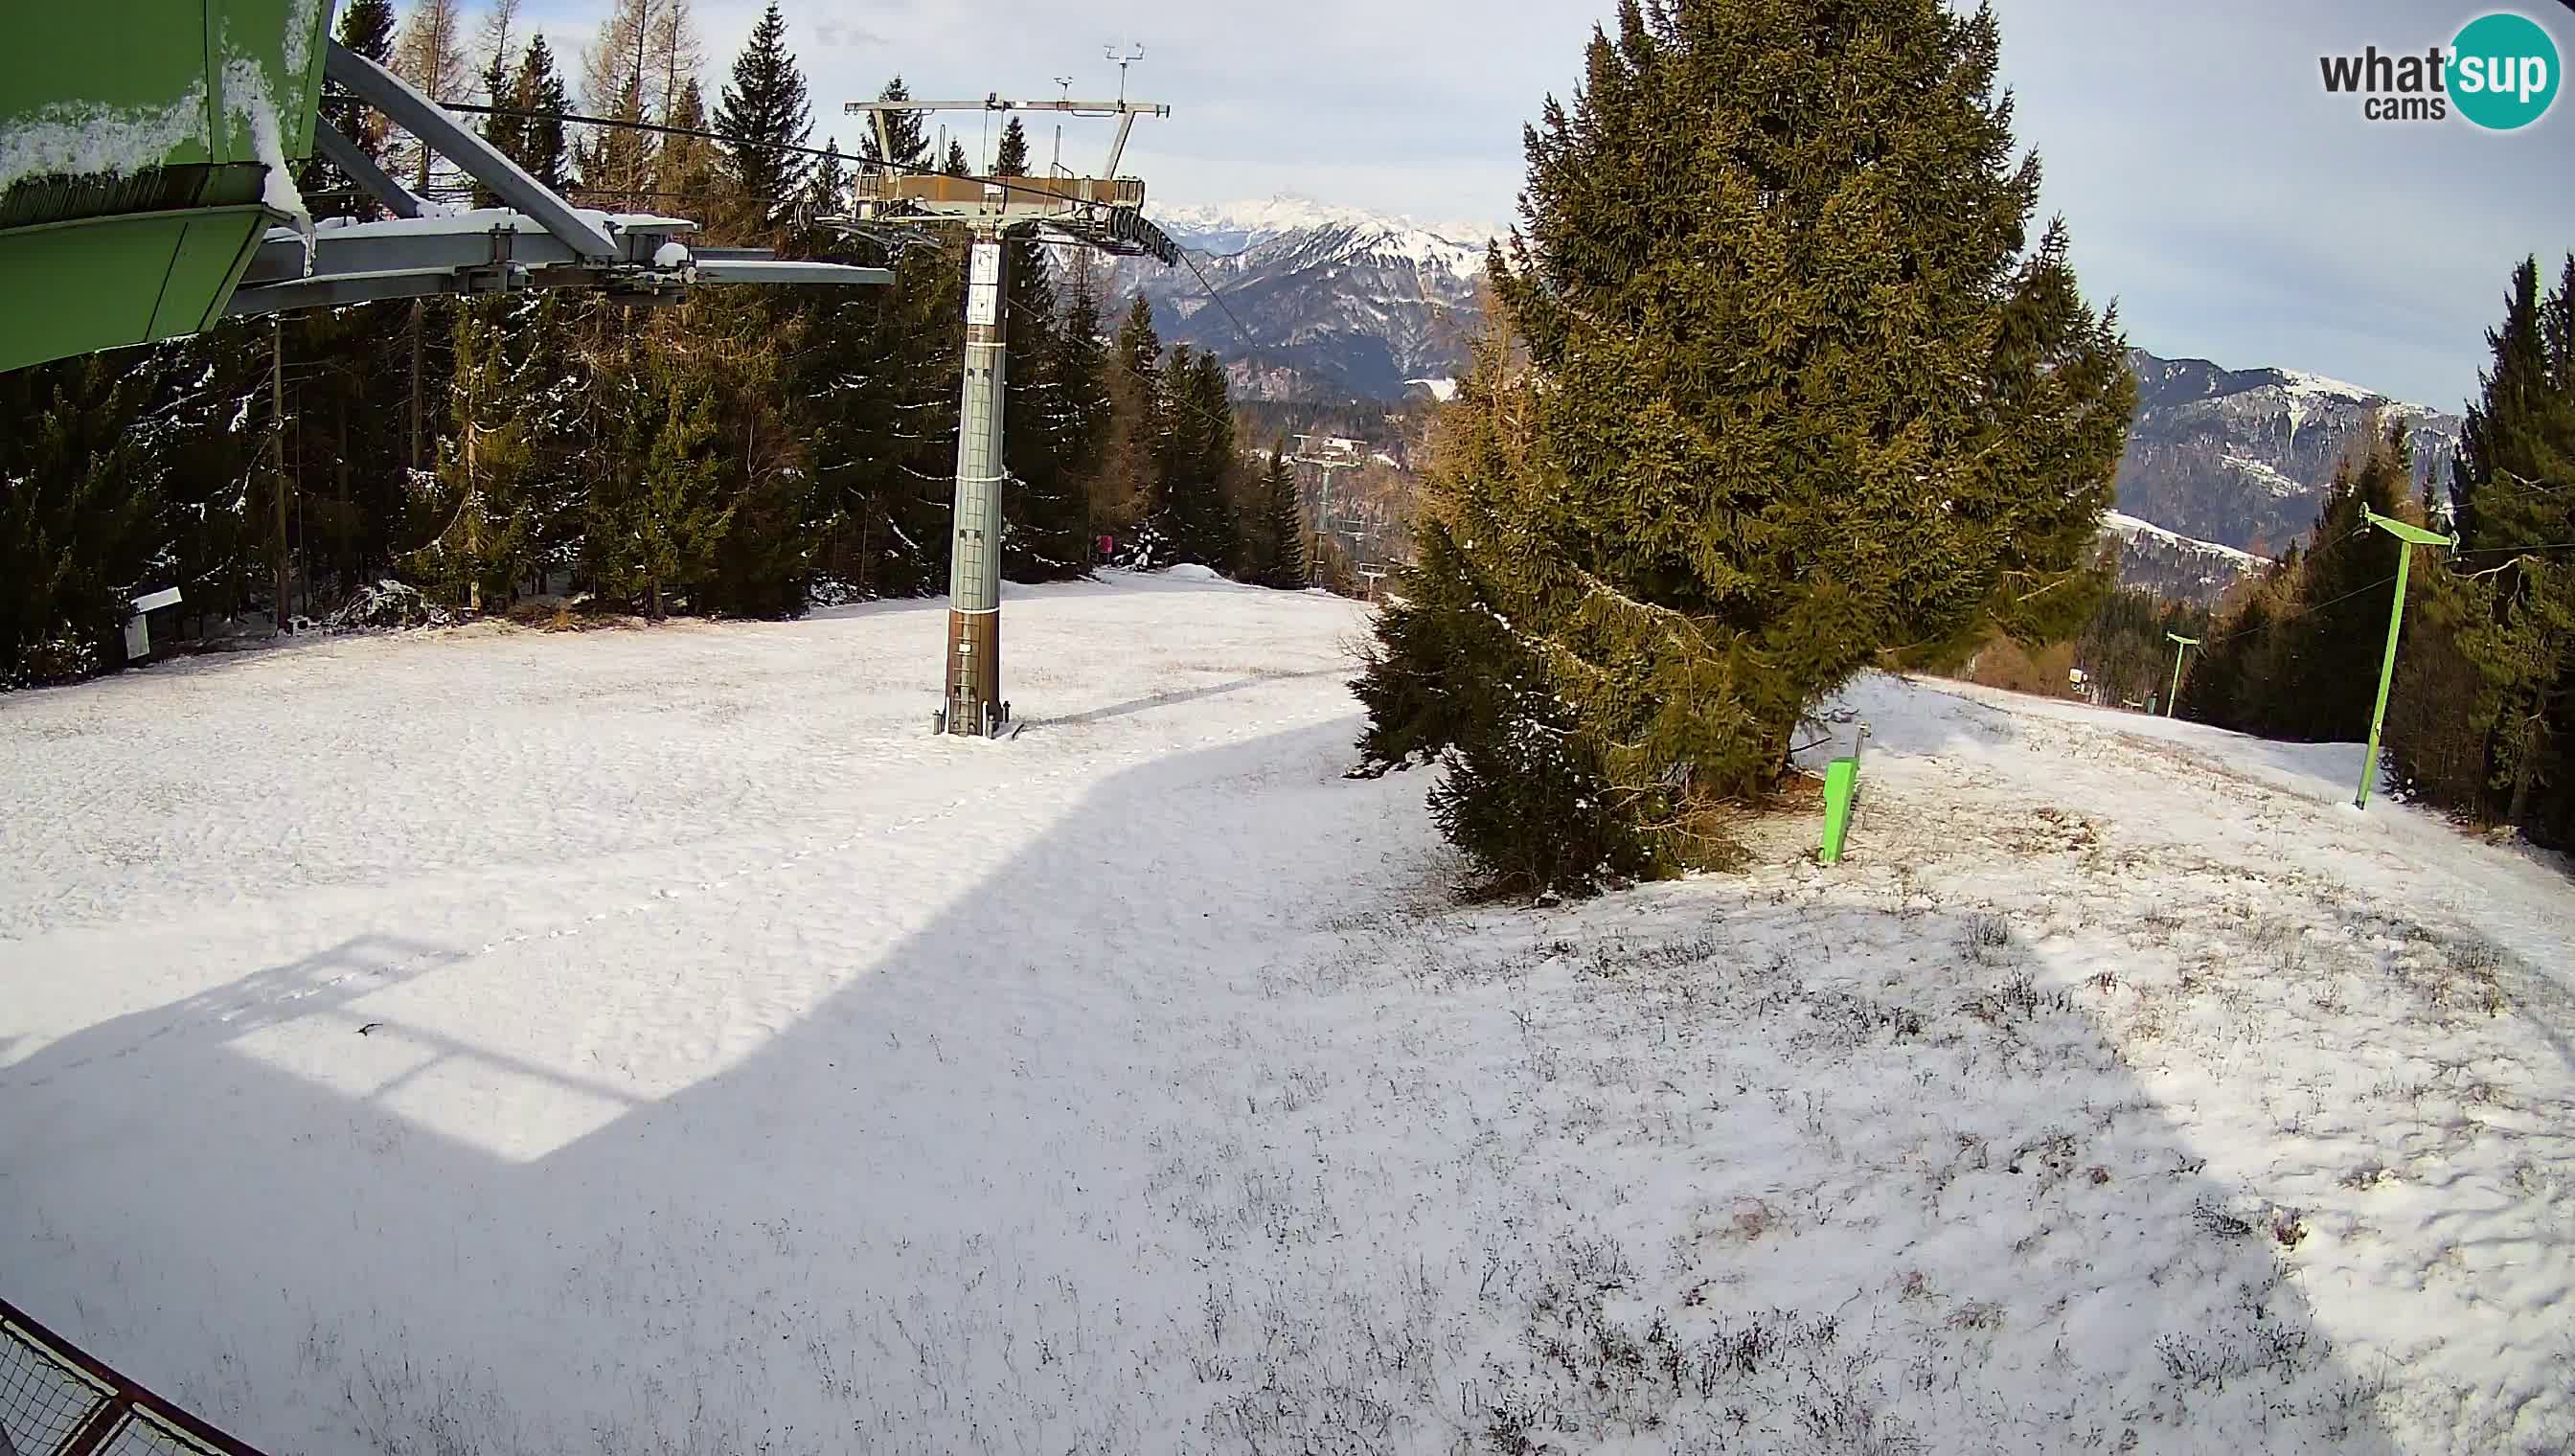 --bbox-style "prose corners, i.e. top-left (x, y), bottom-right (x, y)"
top-left (2450, 12), bottom-right (2561, 129)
